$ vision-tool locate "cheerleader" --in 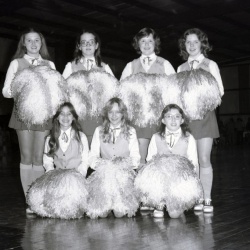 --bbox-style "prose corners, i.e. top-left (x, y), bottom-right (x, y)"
top-left (135, 104), bottom-right (202, 218)
top-left (120, 27), bottom-right (175, 166)
top-left (87, 97), bottom-right (140, 219)
top-left (2, 28), bottom-right (56, 206)
top-left (62, 29), bottom-right (114, 145)
top-left (27, 102), bottom-right (89, 219)
top-left (177, 28), bottom-right (224, 213)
